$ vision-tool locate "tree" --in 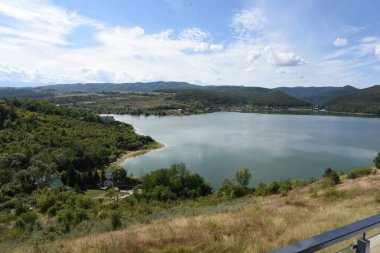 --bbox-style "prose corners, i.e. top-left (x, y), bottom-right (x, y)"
top-left (374, 153), bottom-right (380, 169)
top-left (105, 187), bottom-right (118, 203)
top-left (111, 166), bottom-right (127, 188)
top-left (234, 167), bottom-right (251, 187)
